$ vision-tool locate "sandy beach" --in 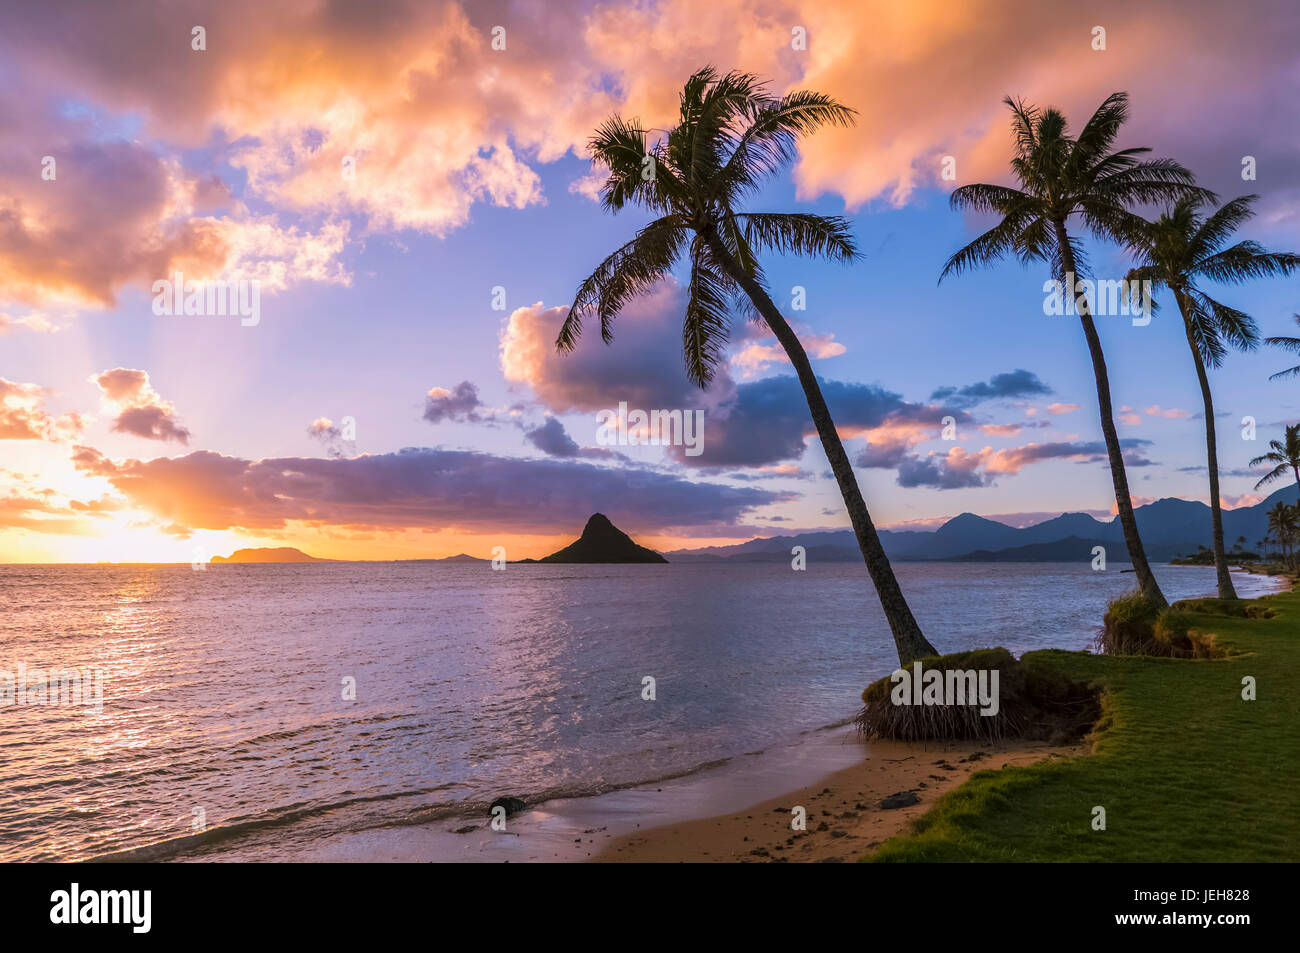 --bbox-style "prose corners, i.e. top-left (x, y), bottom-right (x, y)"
top-left (593, 738), bottom-right (1086, 863)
